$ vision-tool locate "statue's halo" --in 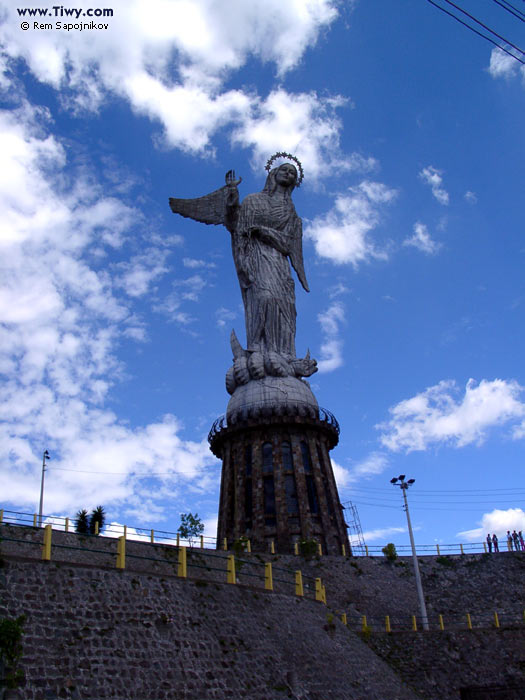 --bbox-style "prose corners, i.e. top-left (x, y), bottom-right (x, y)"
top-left (265, 152), bottom-right (304, 187)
